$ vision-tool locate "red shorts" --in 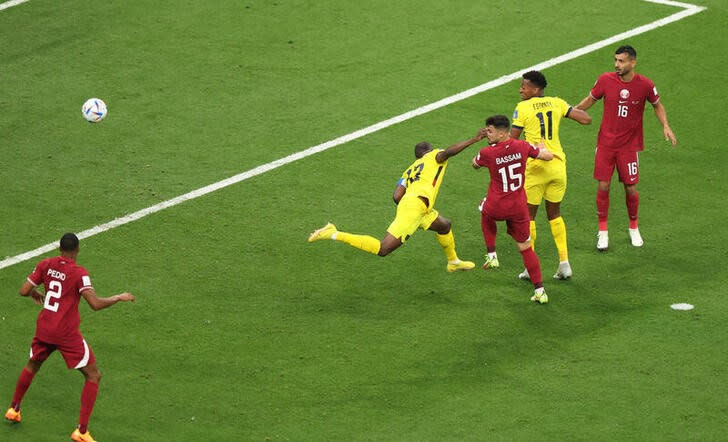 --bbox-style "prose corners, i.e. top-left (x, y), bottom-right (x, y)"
top-left (480, 198), bottom-right (531, 243)
top-left (30, 333), bottom-right (95, 370)
top-left (594, 147), bottom-right (639, 184)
